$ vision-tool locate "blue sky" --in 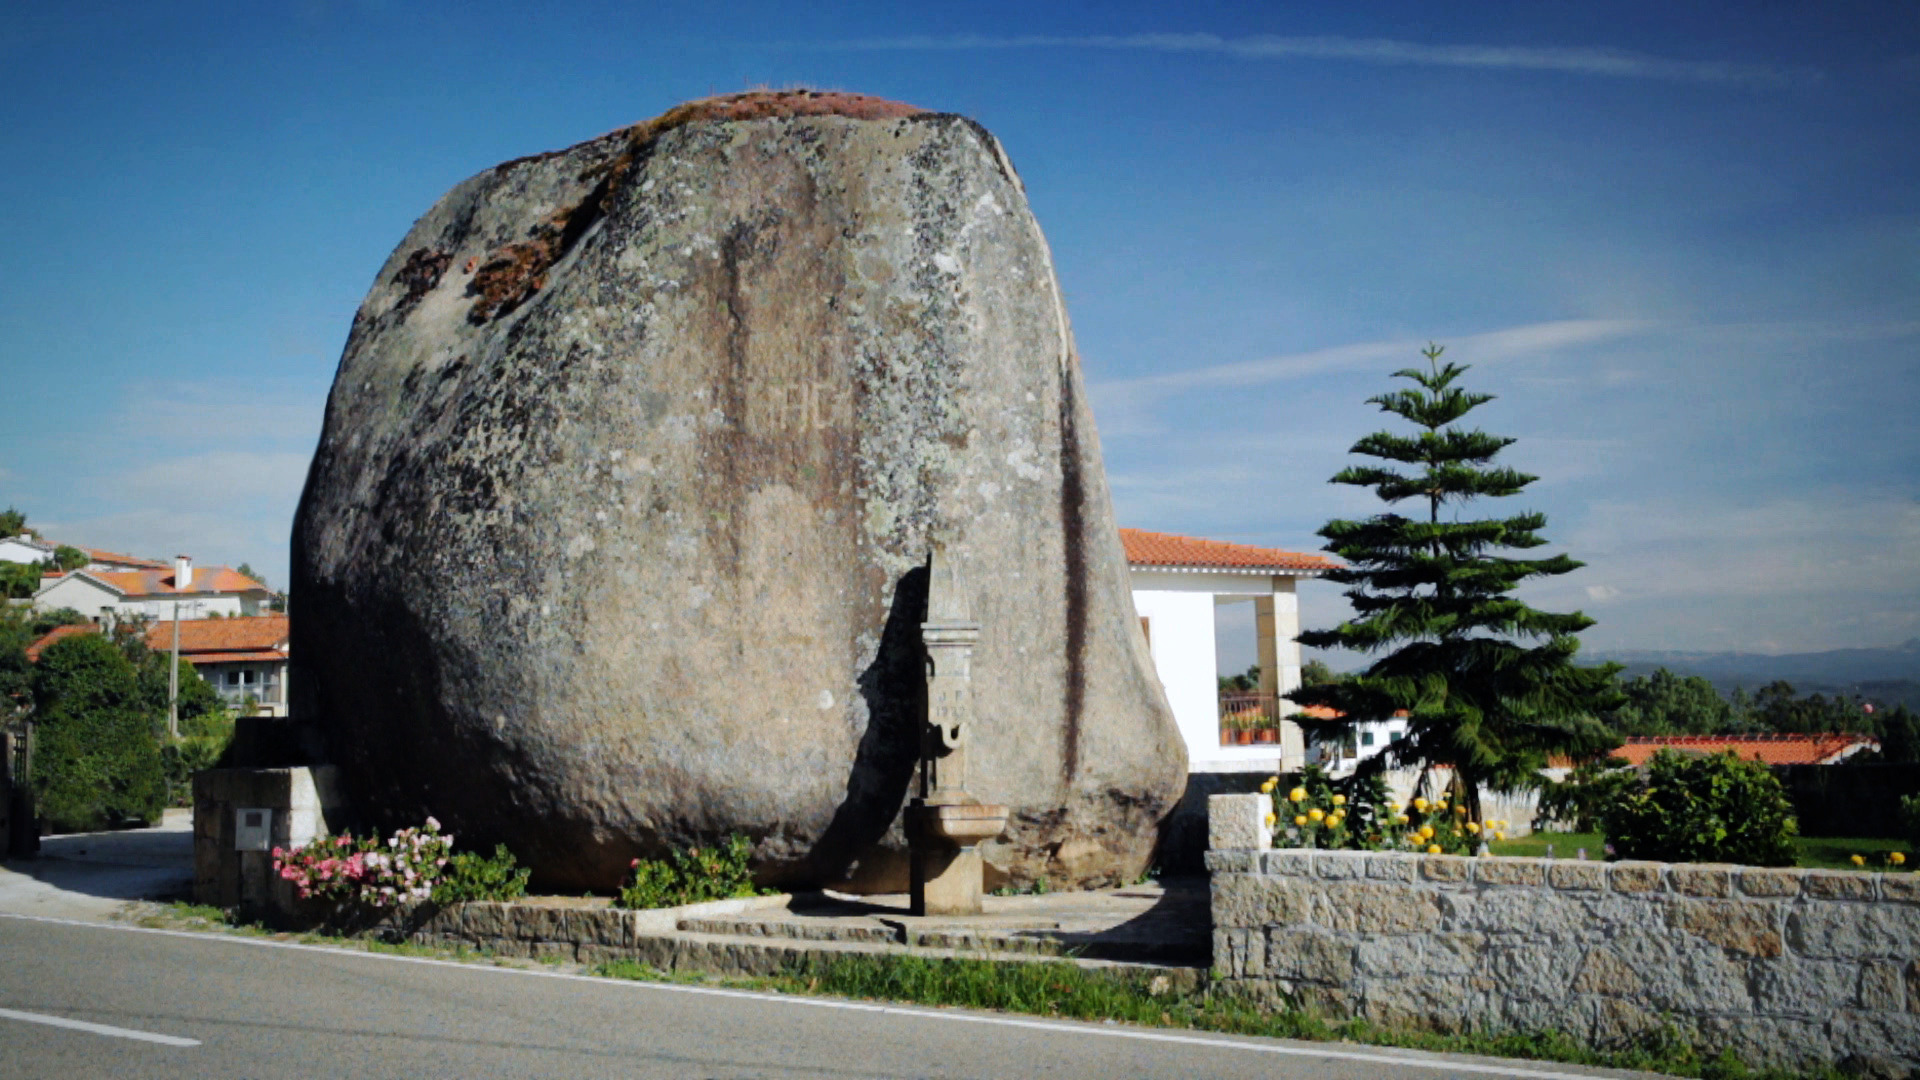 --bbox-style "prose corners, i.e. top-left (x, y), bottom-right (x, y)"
top-left (1, 2), bottom-right (1914, 662)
